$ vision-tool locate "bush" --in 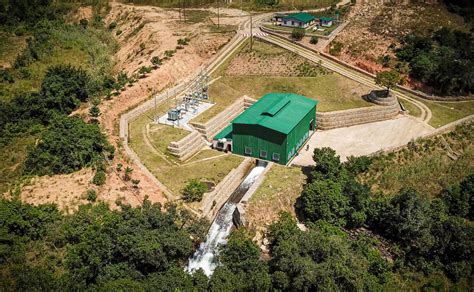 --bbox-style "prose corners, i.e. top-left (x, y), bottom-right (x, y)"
top-left (79, 19), bottom-right (88, 29)
top-left (0, 69), bottom-right (14, 83)
top-left (108, 21), bottom-right (117, 30)
top-left (93, 170), bottom-right (106, 186)
top-left (291, 28), bottom-right (305, 40)
top-left (329, 41), bottom-right (344, 56)
top-left (309, 36), bottom-right (318, 44)
top-left (116, 29), bottom-right (122, 36)
top-left (86, 189), bottom-right (97, 202)
top-left (182, 179), bottom-right (208, 202)
top-left (40, 64), bottom-right (92, 114)
top-left (25, 115), bottom-right (114, 176)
